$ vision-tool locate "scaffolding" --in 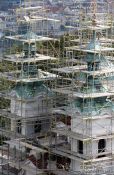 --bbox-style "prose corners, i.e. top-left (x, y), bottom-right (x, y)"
top-left (0, 0), bottom-right (61, 174)
top-left (0, 0), bottom-right (114, 175)
top-left (50, 0), bottom-right (114, 175)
